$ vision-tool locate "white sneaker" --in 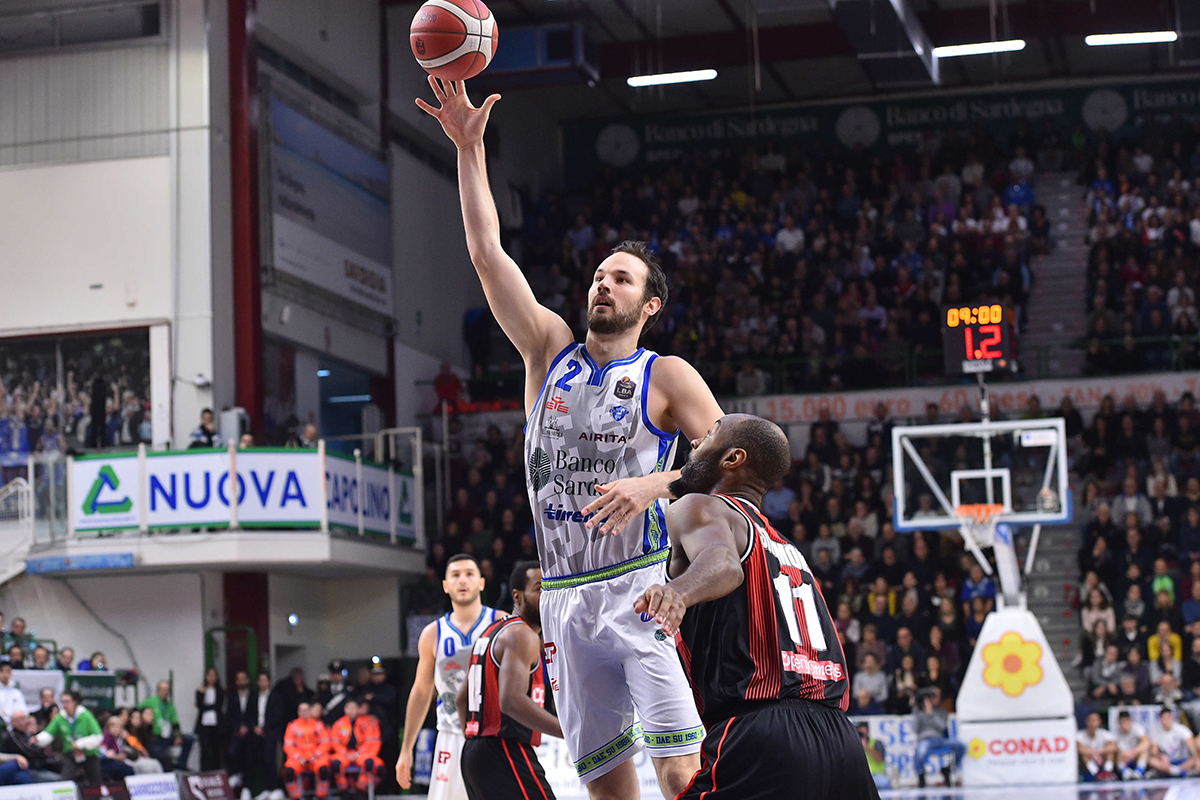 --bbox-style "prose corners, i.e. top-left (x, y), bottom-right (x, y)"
top-left (229, 776), bottom-right (242, 789)
top-left (253, 792), bottom-right (269, 800)
top-left (241, 790), bottom-right (251, 800)
top-left (270, 790), bottom-right (286, 800)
